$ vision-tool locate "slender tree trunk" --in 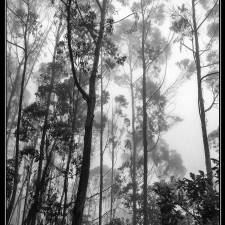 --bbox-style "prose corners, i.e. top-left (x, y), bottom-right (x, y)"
top-left (128, 46), bottom-right (137, 225)
top-left (16, 160), bottom-right (27, 225)
top-left (131, 81), bottom-right (137, 225)
top-left (110, 101), bottom-right (114, 222)
top-left (7, 23), bottom-right (50, 146)
top-left (191, 0), bottom-right (212, 185)
top-left (26, 140), bottom-right (56, 225)
top-left (141, 1), bottom-right (148, 224)
top-left (6, 33), bottom-right (29, 225)
top-left (25, 19), bottom-right (63, 225)
top-left (55, 180), bottom-right (66, 225)
top-left (99, 51), bottom-right (104, 225)
top-left (8, 159), bottom-right (28, 225)
top-left (21, 157), bottom-right (34, 225)
top-left (21, 136), bottom-right (38, 225)
top-left (6, 60), bottom-right (24, 128)
top-left (24, 23), bottom-right (54, 90)
top-left (61, 92), bottom-right (79, 225)
top-left (6, 102), bottom-right (20, 150)
top-left (71, 1), bottom-right (108, 224)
